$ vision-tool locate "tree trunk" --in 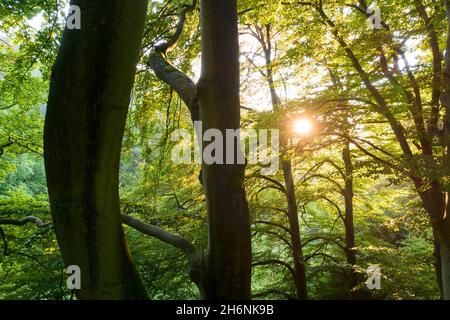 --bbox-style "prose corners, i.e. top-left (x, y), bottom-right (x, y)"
top-left (327, 66), bottom-right (359, 298)
top-left (431, 211), bottom-right (450, 300)
top-left (256, 23), bottom-right (308, 300)
top-left (441, 0), bottom-right (450, 301)
top-left (432, 226), bottom-right (444, 299)
top-left (197, 0), bottom-right (252, 299)
top-left (440, 220), bottom-right (450, 300)
top-left (282, 161), bottom-right (308, 299)
top-left (44, 0), bottom-right (148, 299)
top-left (418, 185), bottom-right (450, 300)
top-left (342, 139), bottom-right (357, 298)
